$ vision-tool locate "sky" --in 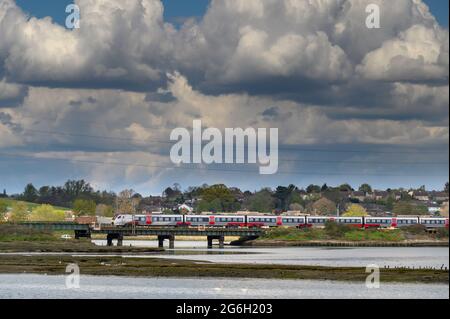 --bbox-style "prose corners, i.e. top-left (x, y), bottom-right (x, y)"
top-left (0, 0), bottom-right (449, 195)
top-left (14, 0), bottom-right (449, 27)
